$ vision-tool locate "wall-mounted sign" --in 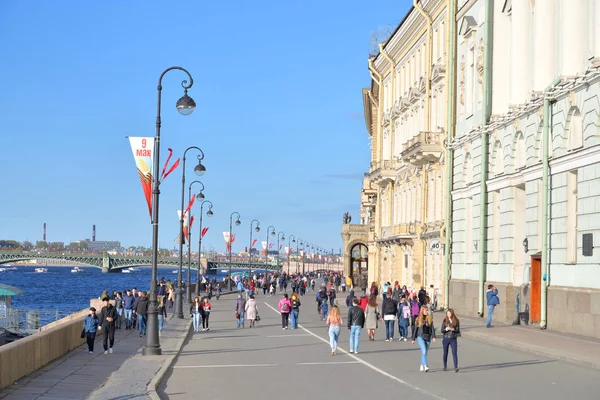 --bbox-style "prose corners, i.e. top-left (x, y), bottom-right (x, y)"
top-left (429, 239), bottom-right (441, 253)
